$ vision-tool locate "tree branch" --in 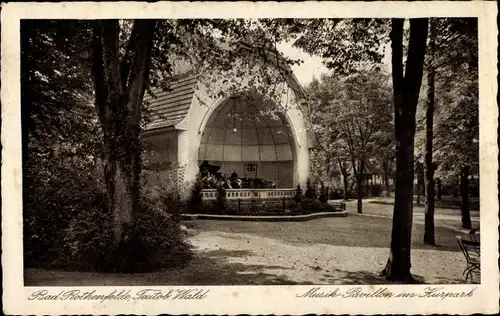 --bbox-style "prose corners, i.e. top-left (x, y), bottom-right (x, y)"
top-left (125, 20), bottom-right (157, 124)
top-left (405, 19), bottom-right (429, 110)
top-left (390, 19), bottom-right (404, 103)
